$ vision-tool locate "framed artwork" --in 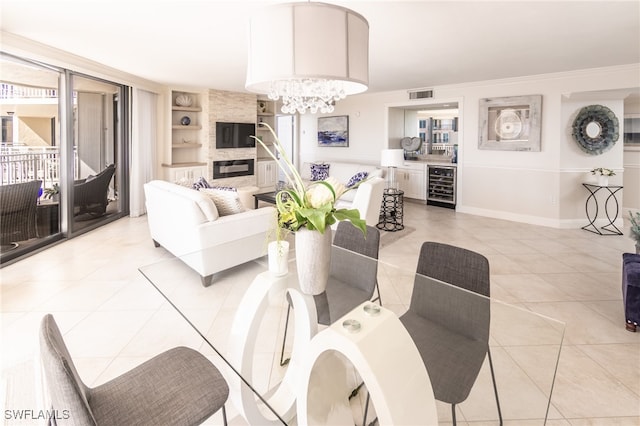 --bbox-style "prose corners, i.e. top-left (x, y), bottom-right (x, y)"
top-left (479, 95), bottom-right (542, 151)
top-left (318, 115), bottom-right (349, 147)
